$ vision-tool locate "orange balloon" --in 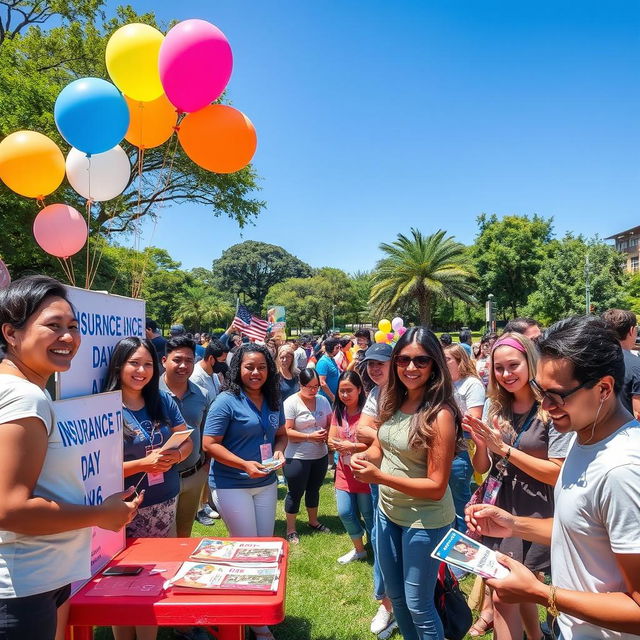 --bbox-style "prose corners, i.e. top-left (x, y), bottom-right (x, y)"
top-left (0, 131), bottom-right (65, 198)
top-left (178, 104), bottom-right (257, 174)
top-left (124, 94), bottom-right (177, 149)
